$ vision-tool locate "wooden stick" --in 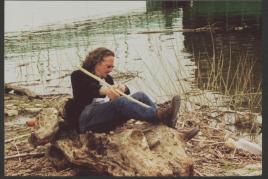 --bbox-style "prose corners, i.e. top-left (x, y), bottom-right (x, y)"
top-left (10, 141), bottom-right (22, 162)
top-left (127, 26), bottom-right (219, 35)
top-left (5, 134), bottom-right (30, 143)
top-left (78, 66), bottom-right (150, 108)
top-left (5, 152), bottom-right (45, 160)
top-left (194, 169), bottom-right (204, 176)
top-left (4, 83), bottom-right (39, 98)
